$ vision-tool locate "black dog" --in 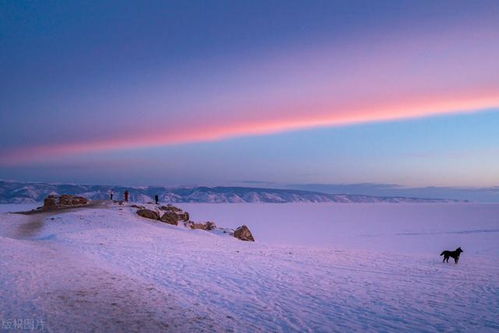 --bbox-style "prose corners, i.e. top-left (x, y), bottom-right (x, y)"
top-left (440, 247), bottom-right (463, 264)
